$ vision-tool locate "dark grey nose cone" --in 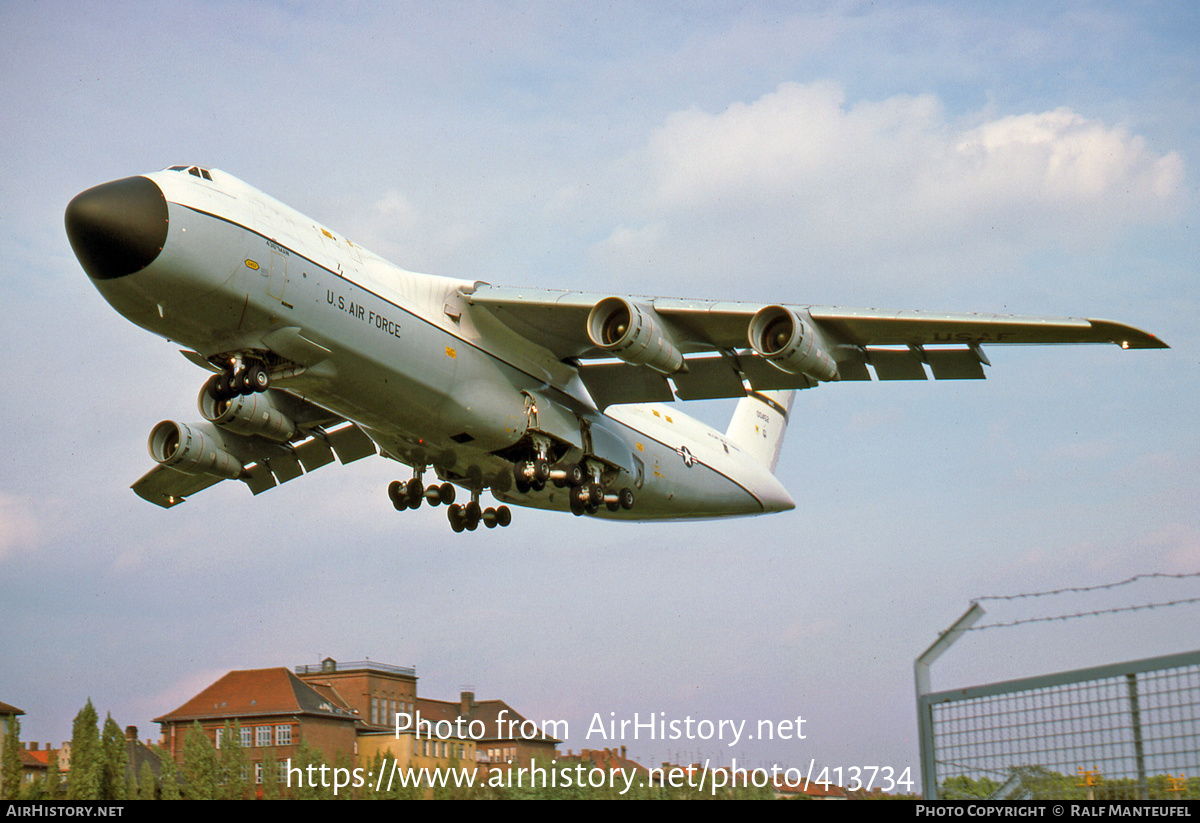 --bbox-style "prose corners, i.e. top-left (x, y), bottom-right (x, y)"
top-left (66, 176), bottom-right (169, 280)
